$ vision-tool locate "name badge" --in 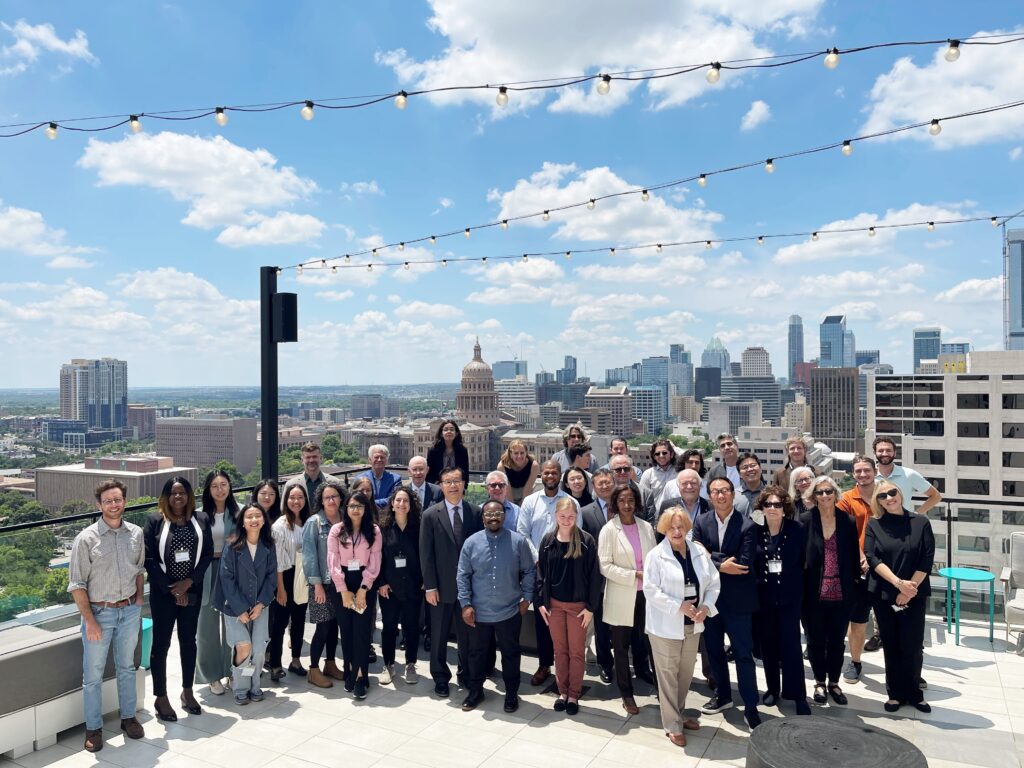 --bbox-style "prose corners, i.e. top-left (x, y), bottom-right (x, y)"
top-left (395, 557), bottom-right (407, 569)
top-left (684, 584), bottom-right (697, 598)
top-left (241, 664), bottom-right (256, 677)
top-left (173, 550), bottom-right (190, 563)
top-left (347, 559), bottom-right (362, 572)
top-left (768, 560), bottom-right (783, 574)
